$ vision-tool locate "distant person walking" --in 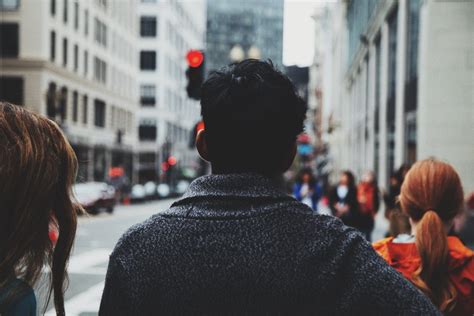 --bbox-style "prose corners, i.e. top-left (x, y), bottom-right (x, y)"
top-left (356, 171), bottom-right (380, 241)
top-left (373, 159), bottom-right (474, 315)
top-left (329, 171), bottom-right (359, 228)
top-left (383, 165), bottom-right (411, 237)
top-left (0, 102), bottom-right (82, 315)
top-left (293, 168), bottom-right (322, 211)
